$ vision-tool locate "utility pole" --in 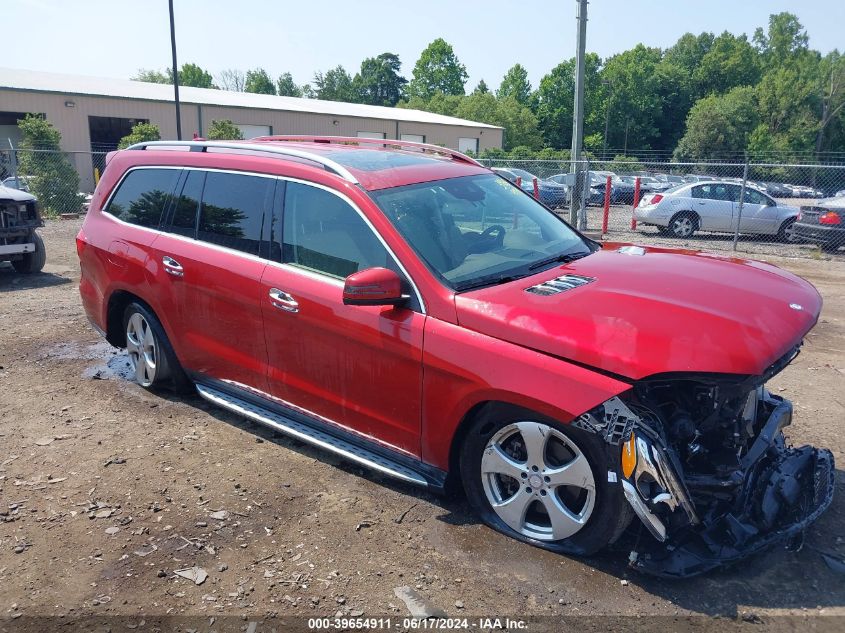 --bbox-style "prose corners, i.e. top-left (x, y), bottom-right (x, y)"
top-left (601, 79), bottom-right (612, 160)
top-left (169, 0), bottom-right (182, 140)
top-left (569, 0), bottom-right (588, 227)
